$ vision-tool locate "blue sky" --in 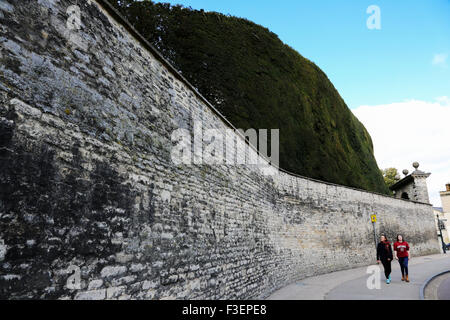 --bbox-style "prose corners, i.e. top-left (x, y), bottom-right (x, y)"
top-left (153, 0), bottom-right (450, 109)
